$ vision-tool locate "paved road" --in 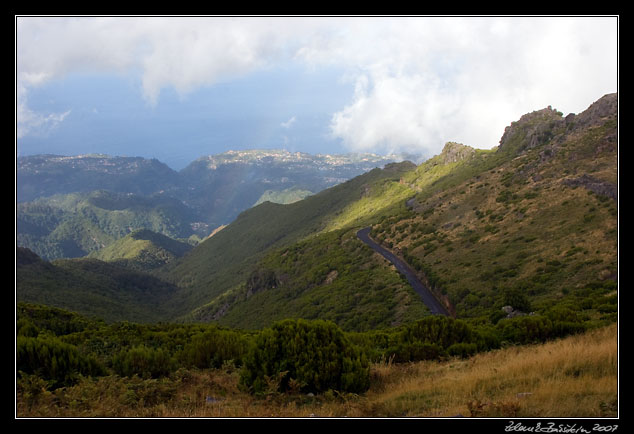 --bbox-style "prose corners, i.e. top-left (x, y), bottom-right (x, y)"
top-left (357, 227), bottom-right (449, 316)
